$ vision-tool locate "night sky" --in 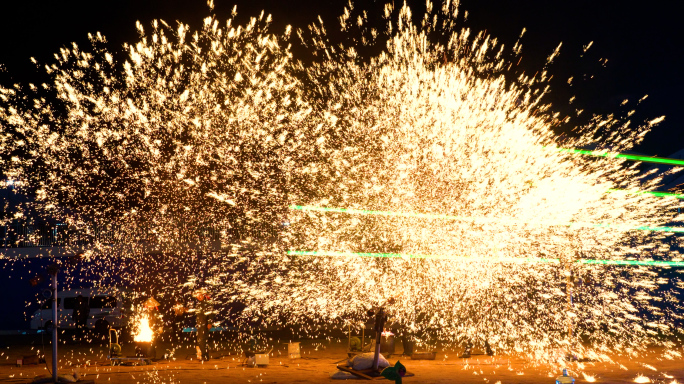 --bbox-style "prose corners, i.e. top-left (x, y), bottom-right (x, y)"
top-left (1, 0), bottom-right (681, 156)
